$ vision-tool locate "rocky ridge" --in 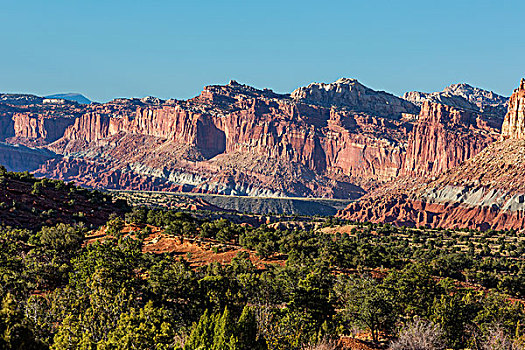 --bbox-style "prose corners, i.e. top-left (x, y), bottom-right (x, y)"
top-left (0, 78), bottom-right (508, 200)
top-left (339, 79), bottom-right (525, 230)
top-left (501, 78), bottom-right (525, 140)
top-left (291, 78), bottom-right (419, 118)
top-left (0, 93), bottom-right (44, 106)
top-left (403, 83), bottom-right (508, 121)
